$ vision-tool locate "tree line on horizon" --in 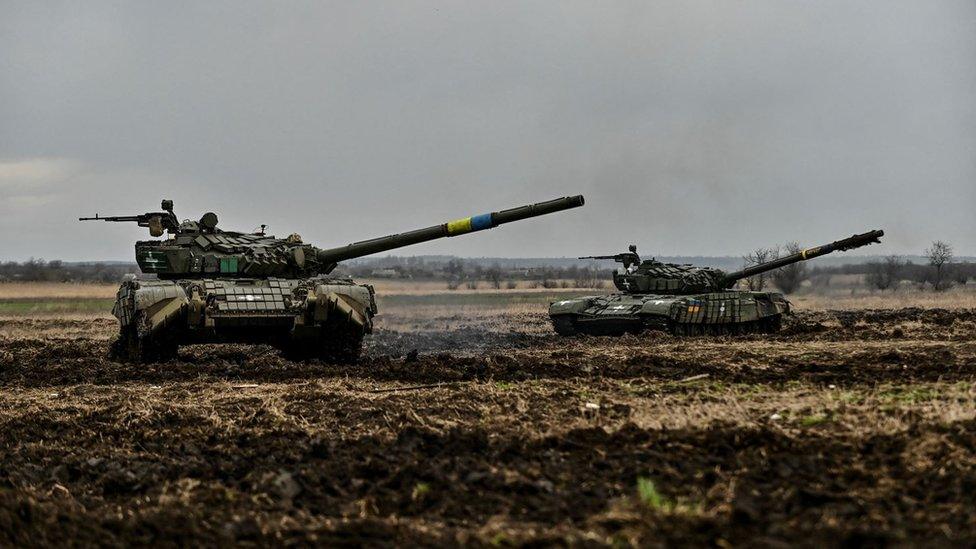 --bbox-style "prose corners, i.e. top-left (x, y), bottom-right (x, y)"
top-left (741, 240), bottom-right (971, 294)
top-left (1, 240), bottom-right (971, 293)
